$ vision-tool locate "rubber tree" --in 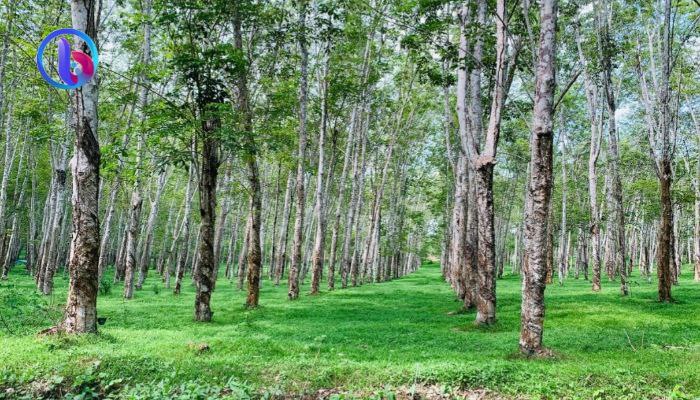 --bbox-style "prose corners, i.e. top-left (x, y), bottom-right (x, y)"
top-left (62, 0), bottom-right (101, 333)
top-left (520, 0), bottom-right (558, 356)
